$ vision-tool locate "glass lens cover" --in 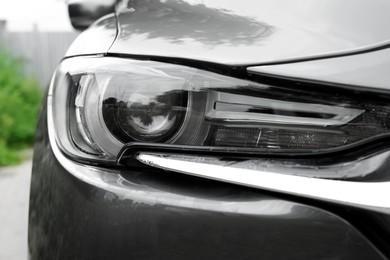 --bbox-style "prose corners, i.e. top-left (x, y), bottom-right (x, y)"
top-left (49, 56), bottom-right (390, 162)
